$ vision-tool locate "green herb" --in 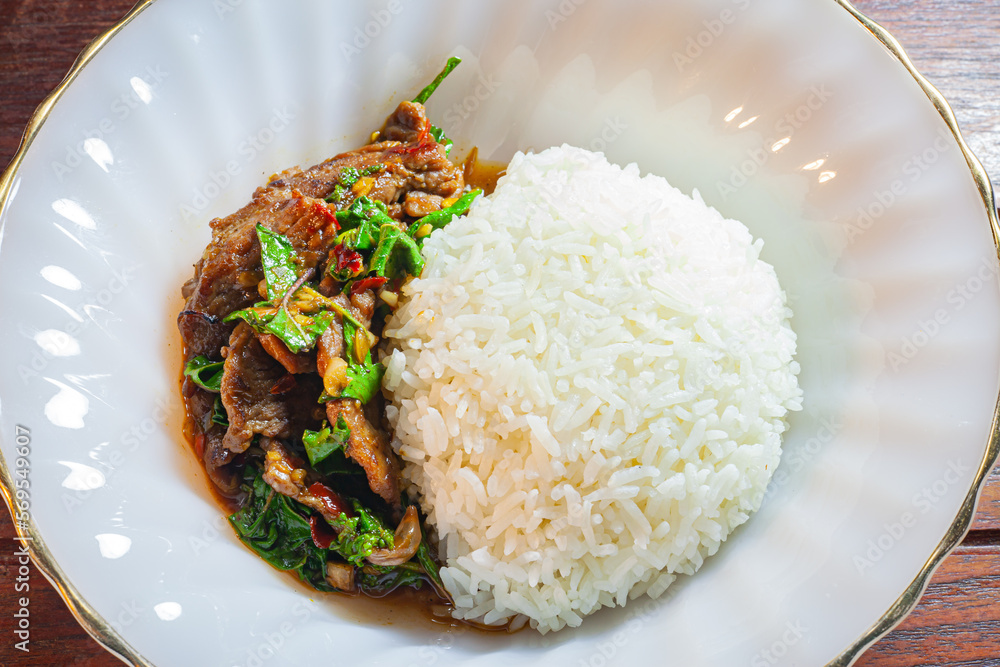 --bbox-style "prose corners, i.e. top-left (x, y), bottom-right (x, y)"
top-left (429, 125), bottom-right (453, 154)
top-left (228, 464), bottom-right (334, 591)
top-left (211, 396), bottom-right (229, 427)
top-left (302, 416), bottom-right (351, 468)
top-left (412, 57), bottom-right (461, 154)
top-left (341, 319), bottom-right (386, 404)
top-left (326, 165), bottom-right (384, 206)
top-left (226, 305), bottom-right (337, 355)
top-left (335, 196), bottom-right (394, 251)
top-left (370, 224), bottom-right (425, 279)
top-left (227, 225), bottom-right (374, 354)
top-left (410, 189), bottom-right (482, 243)
top-left (416, 539), bottom-right (444, 591)
top-left (412, 56), bottom-right (462, 105)
top-left (326, 499), bottom-right (396, 567)
top-left (256, 224), bottom-right (301, 301)
top-left (183, 356), bottom-right (224, 392)
top-left (358, 562), bottom-right (426, 595)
